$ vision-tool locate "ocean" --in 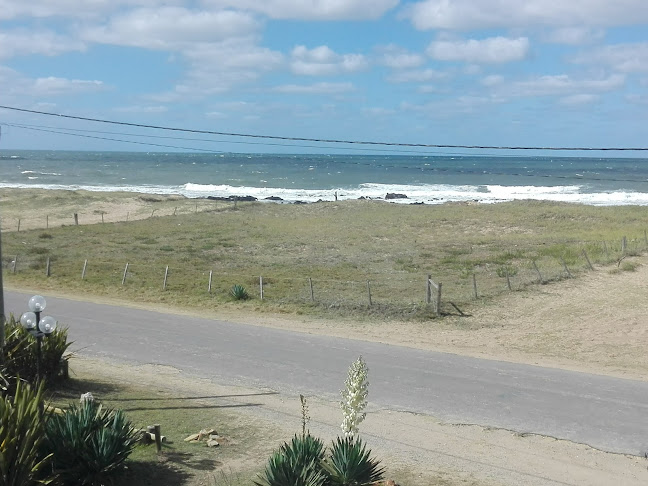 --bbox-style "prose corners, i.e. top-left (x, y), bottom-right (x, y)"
top-left (1, 149), bottom-right (648, 206)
